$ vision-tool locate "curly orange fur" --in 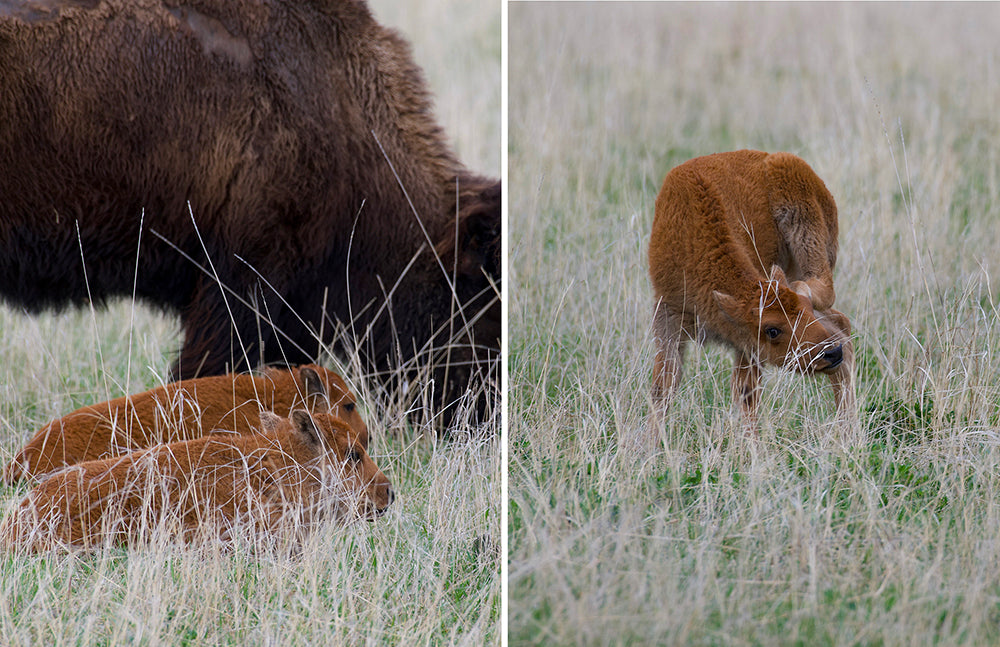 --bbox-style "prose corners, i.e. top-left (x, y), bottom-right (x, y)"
top-left (5, 365), bottom-right (368, 483)
top-left (649, 150), bottom-right (854, 427)
top-left (1, 410), bottom-right (393, 552)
